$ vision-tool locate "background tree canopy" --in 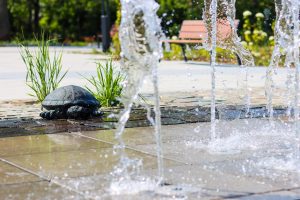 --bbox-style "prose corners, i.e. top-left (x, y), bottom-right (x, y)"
top-left (6, 0), bottom-right (118, 41)
top-left (1, 0), bottom-right (275, 41)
